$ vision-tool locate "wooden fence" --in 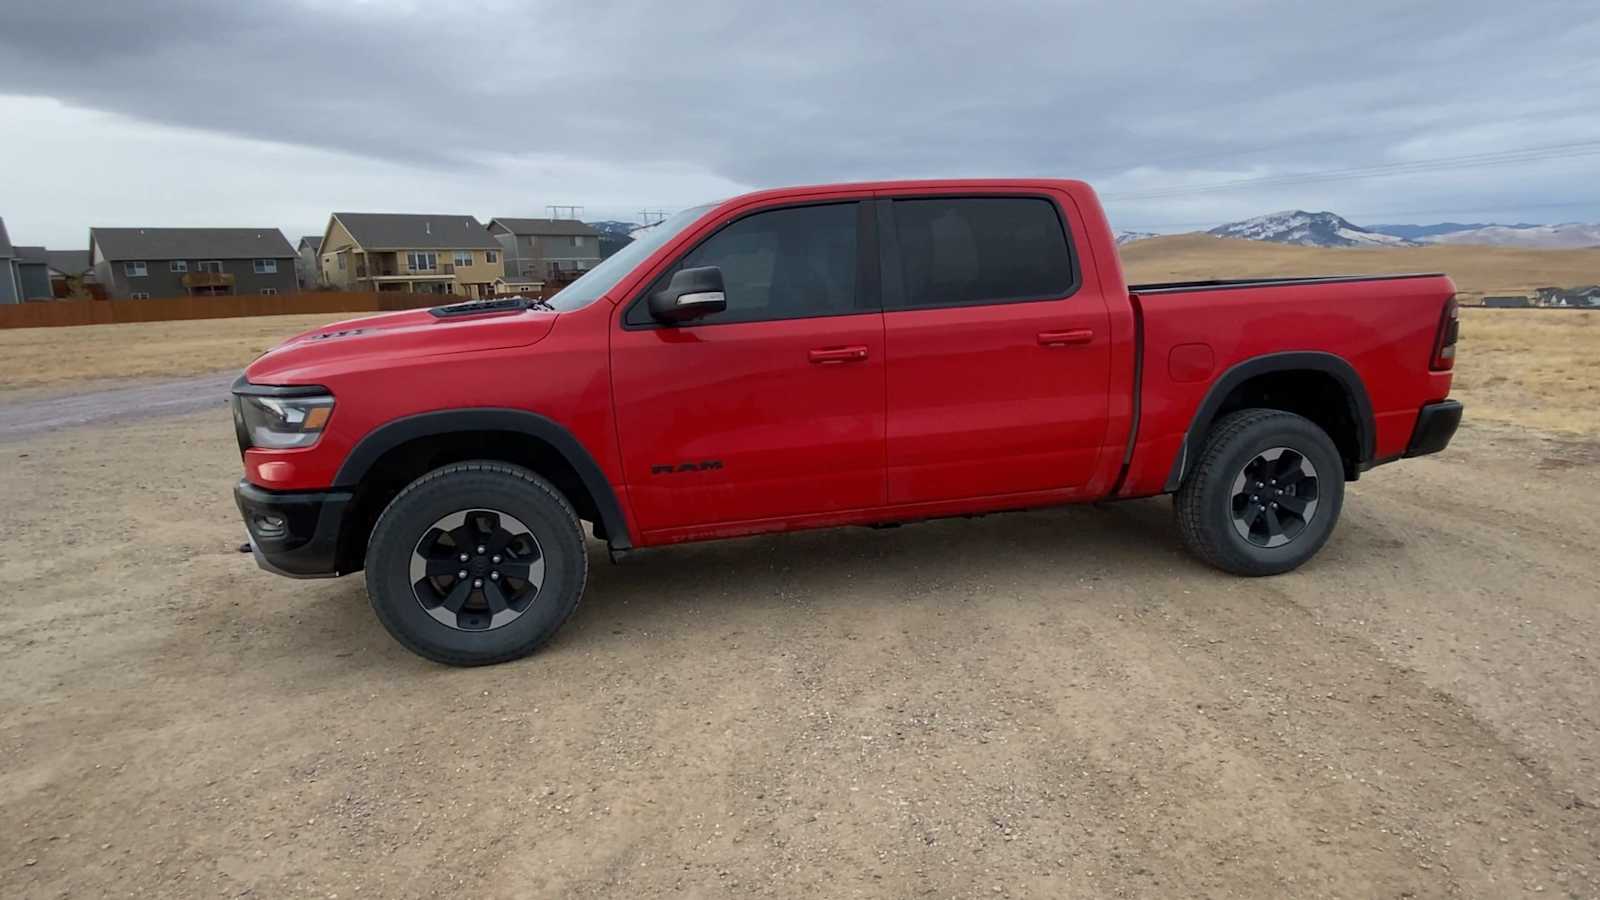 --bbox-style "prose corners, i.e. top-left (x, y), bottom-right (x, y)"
top-left (0, 291), bottom-right (442, 330)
